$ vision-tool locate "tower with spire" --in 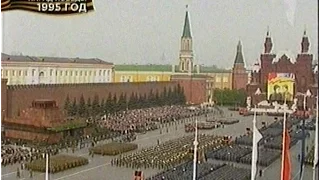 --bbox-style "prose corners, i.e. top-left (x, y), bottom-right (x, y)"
top-left (260, 27), bottom-right (276, 86)
top-left (264, 27), bottom-right (273, 54)
top-left (301, 29), bottom-right (310, 53)
top-left (246, 27), bottom-right (316, 108)
top-left (232, 40), bottom-right (248, 90)
top-left (179, 5), bottom-right (194, 73)
top-left (296, 28), bottom-right (313, 93)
